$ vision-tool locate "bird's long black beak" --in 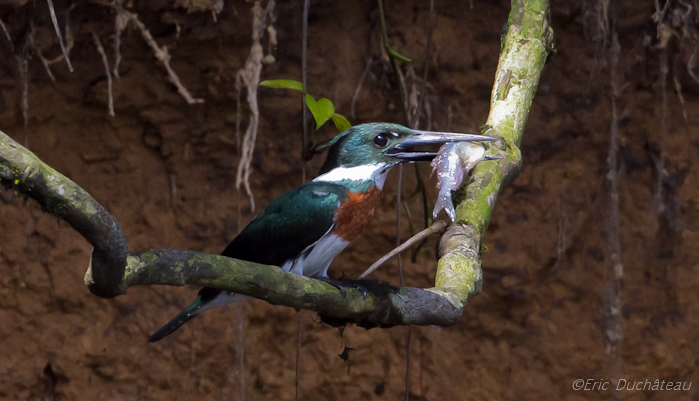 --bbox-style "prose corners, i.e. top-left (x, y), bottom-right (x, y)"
top-left (385, 130), bottom-right (500, 162)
